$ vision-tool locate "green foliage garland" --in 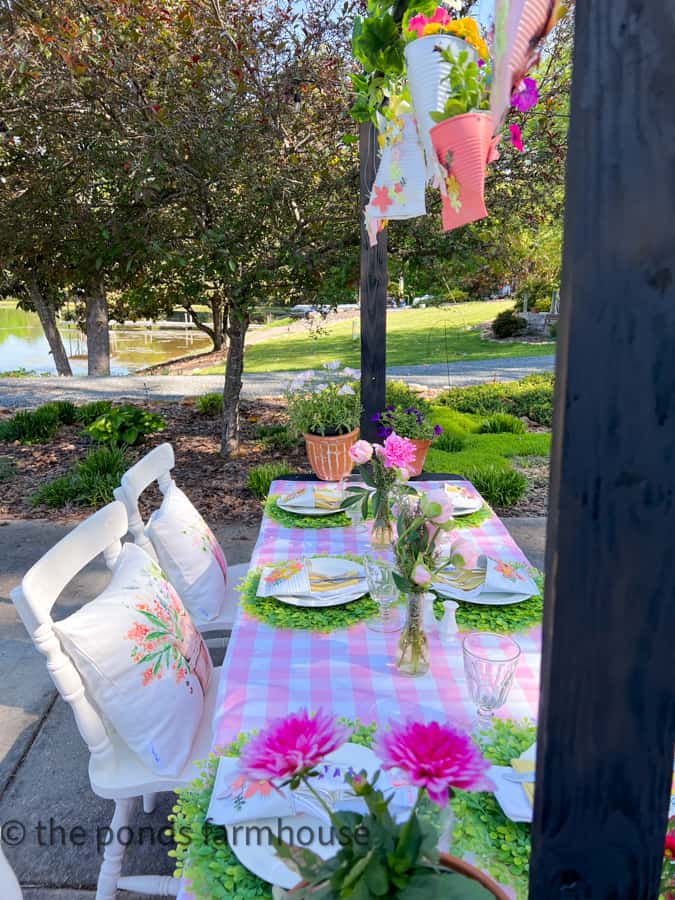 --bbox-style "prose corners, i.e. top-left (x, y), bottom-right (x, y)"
top-left (434, 572), bottom-right (544, 634)
top-left (239, 564), bottom-right (379, 632)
